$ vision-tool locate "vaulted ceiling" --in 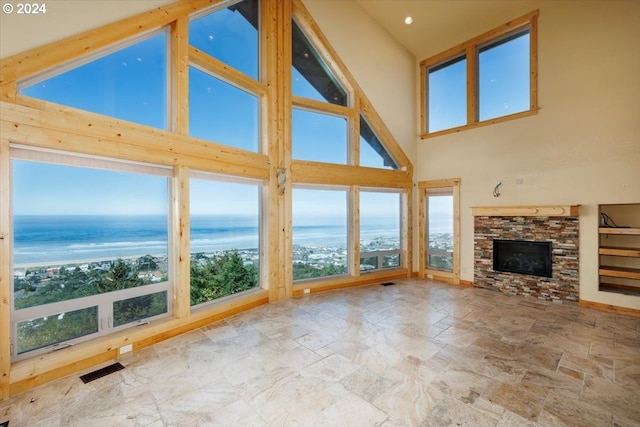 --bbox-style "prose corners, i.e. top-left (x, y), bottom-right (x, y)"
top-left (353, 0), bottom-right (539, 58)
top-left (0, 1), bottom-right (543, 61)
